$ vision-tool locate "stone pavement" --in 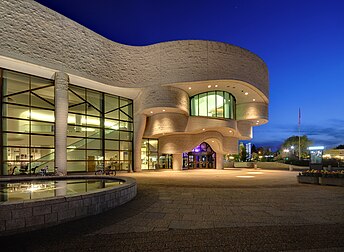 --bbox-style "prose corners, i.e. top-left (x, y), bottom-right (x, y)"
top-left (1, 169), bottom-right (344, 251)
